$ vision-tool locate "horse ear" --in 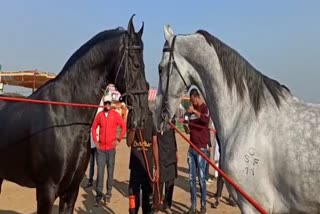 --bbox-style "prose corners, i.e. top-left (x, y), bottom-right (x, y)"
top-left (137, 22), bottom-right (144, 38)
top-left (128, 14), bottom-right (136, 37)
top-left (164, 25), bottom-right (174, 42)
